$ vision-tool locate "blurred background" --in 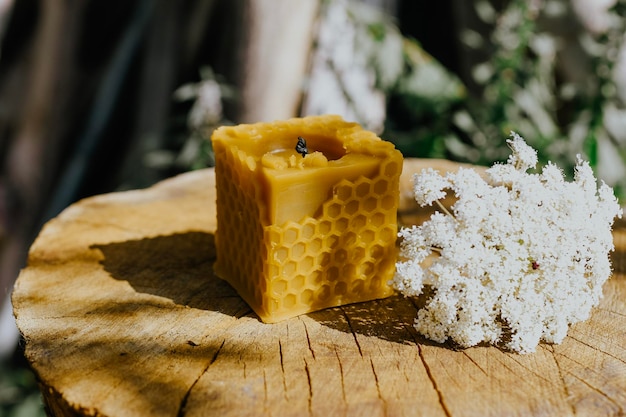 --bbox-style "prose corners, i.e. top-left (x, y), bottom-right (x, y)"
top-left (1, 0), bottom-right (626, 415)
